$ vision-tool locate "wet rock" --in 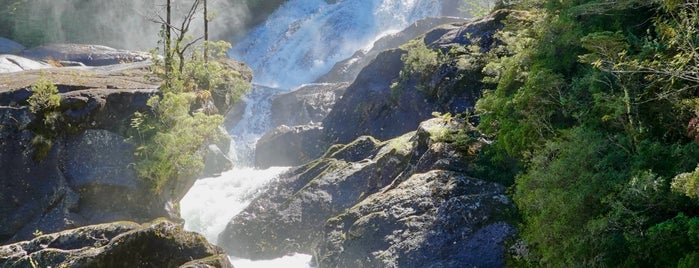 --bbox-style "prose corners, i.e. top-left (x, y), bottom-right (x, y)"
top-left (0, 55), bottom-right (50, 73)
top-left (219, 117), bottom-right (515, 266)
top-left (21, 44), bottom-right (150, 66)
top-left (0, 37), bottom-right (25, 54)
top-left (0, 219), bottom-right (232, 268)
top-left (219, 132), bottom-right (413, 259)
top-left (322, 11), bottom-right (509, 145)
top-left (316, 17), bottom-right (466, 84)
top-left (224, 99), bottom-right (247, 130)
top-left (271, 82), bottom-right (348, 127)
top-left (255, 124), bottom-right (328, 168)
top-left (202, 144), bottom-right (235, 177)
